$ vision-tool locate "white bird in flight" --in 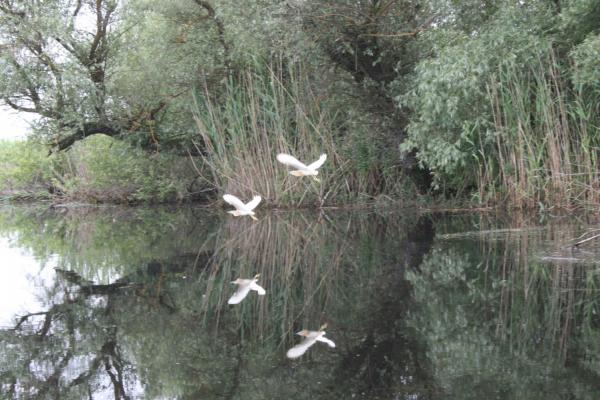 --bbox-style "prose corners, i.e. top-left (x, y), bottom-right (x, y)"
top-left (286, 324), bottom-right (335, 359)
top-left (276, 153), bottom-right (327, 181)
top-left (228, 274), bottom-right (266, 305)
top-left (223, 194), bottom-right (261, 221)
